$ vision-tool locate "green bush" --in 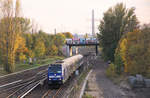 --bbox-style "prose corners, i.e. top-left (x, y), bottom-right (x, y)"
top-left (82, 93), bottom-right (94, 98)
top-left (146, 67), bottom-right (150, 78)
top-left (114, 53), bottom-right (124, 74)
top-left (106, 63), bottom-right (118, 78)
